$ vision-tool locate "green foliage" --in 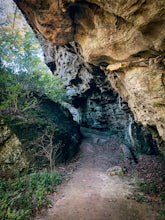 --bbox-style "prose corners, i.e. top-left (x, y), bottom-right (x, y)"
top-left (0, 23), bottom-right (67, 113)
top-left (134, 178), bottom-right (165, 219)
top-left (0, 170), bottom-right (61, 220)
top-left (133, 194), bottom-right (143, 203)
top-left (136, 181), bottom-right (158, 194)
top-left (30, 70), bottom-right (67, 103)
top-left (0, 29), bottom-right (43, 73)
